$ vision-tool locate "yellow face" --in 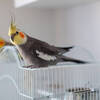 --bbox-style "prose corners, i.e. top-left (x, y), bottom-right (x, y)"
top-left (0, 38), bottom-right (5, 48)
top-left (8, 21), bottom-right (27, 45)
top-left (11, 32), bottom-right (27, 45)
